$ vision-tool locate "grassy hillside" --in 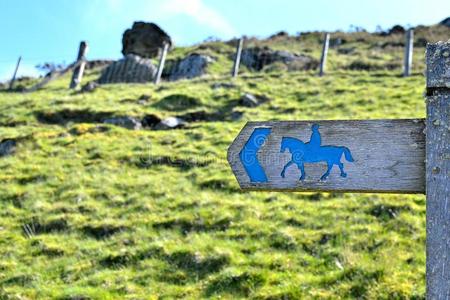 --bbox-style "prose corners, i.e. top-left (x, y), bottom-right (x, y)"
top-left (0, 25), bottom-right (443, 299)
top-left (162, 24), bottom-right (450, 77)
